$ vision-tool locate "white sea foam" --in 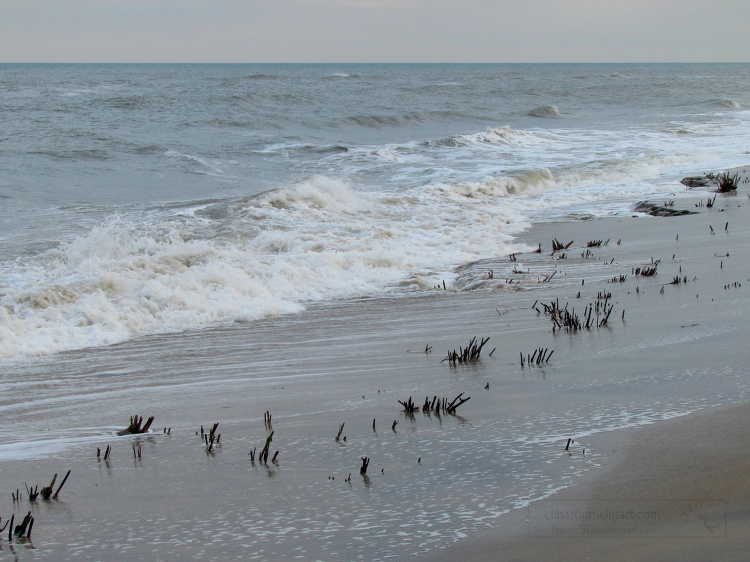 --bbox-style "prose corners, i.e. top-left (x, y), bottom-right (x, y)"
top-left (3, 127), bottom-right (745, 363)
top-left (375, 149), bottom-right (404, 162)
top-left (0, 175), bottom-right (532, 361)
top-left (4, 100), bottom-right (750, 362)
